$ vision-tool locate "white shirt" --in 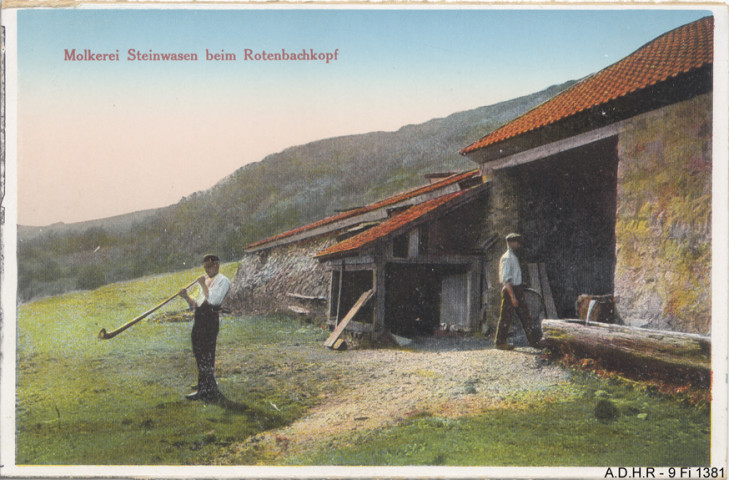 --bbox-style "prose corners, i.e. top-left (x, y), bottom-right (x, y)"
top-left (499, 248), bottom-right (522, 286)
top-left (194, 273), bottom-right (231, 307)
